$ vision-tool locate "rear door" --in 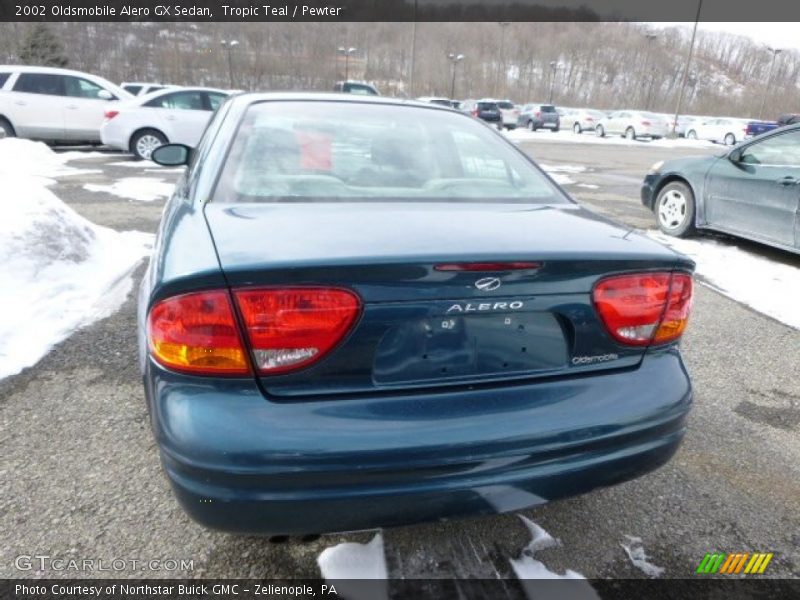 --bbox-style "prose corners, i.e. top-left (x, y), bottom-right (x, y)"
top-left (8, 72), bottom-right (66, 139)
top-left (145, 90), bottom-right (211, 146)
top-left (62, 75), bottom-right (118, 142)
top-left (704, 129), bottom-right (800, 247)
